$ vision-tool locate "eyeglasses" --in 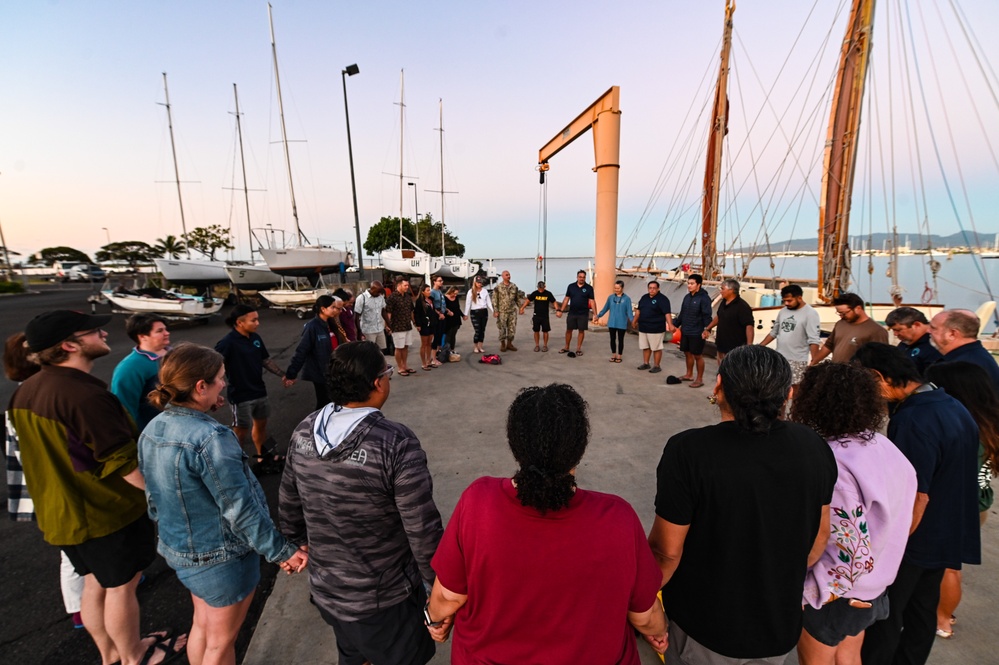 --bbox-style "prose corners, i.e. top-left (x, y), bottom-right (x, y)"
top-left (835, 309), bottom-right (851, 317)
top-left (377, 365), bottom-right (394, 380)
top-left (70, 328), bottom-right (104, 341)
